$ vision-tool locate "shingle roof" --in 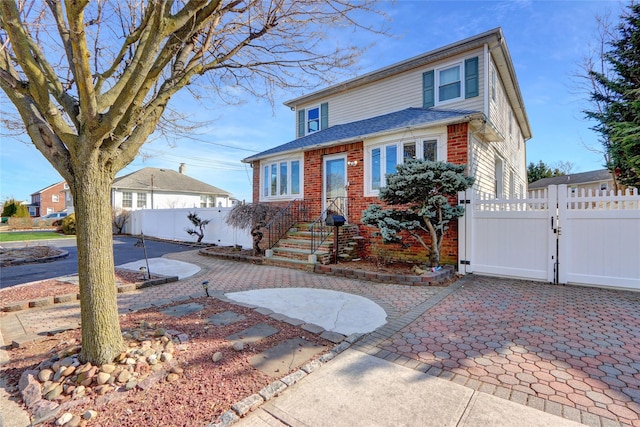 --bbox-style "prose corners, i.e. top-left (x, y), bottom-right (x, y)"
top-left (112, 167), bottom-right (232, 196)
top-left (243, 107), bottom-right (478, 162)
top-left (528, 169), bottom-right (612, 189)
